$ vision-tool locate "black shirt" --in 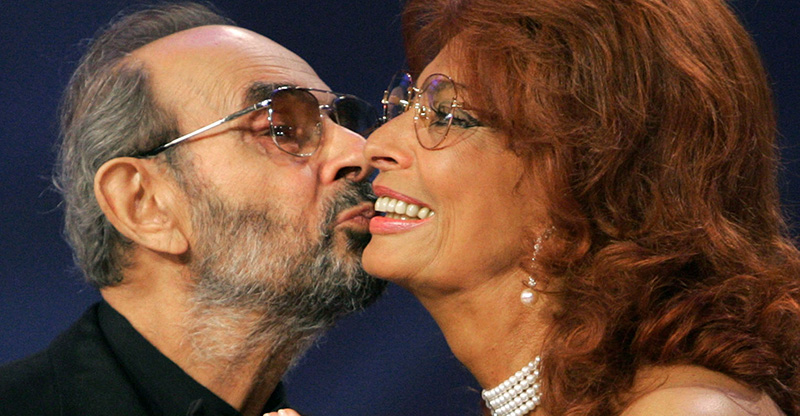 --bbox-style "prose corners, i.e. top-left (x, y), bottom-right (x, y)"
top-left (0, 302), bottom-right (289, 416)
